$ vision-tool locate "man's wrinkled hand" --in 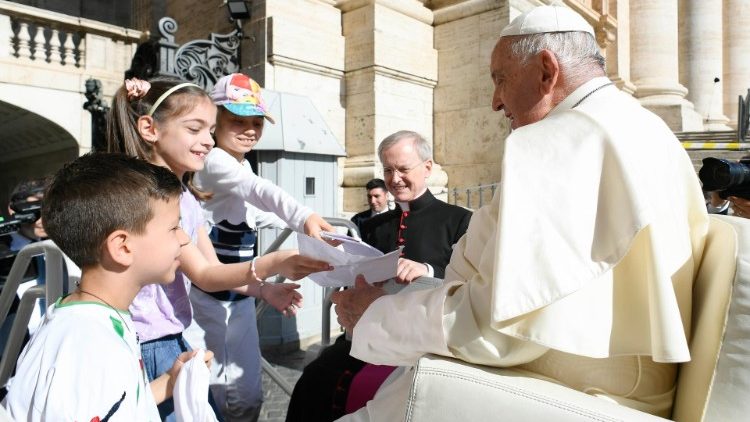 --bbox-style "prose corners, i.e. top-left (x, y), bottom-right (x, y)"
top-left (396, 258), bottom-right (428, 284)
top-left (332, 275), bottom-right (386, 332)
